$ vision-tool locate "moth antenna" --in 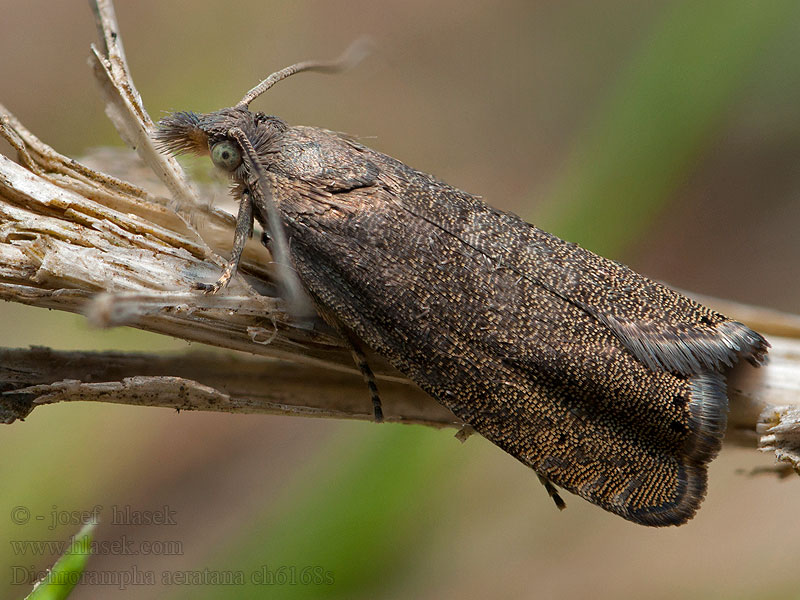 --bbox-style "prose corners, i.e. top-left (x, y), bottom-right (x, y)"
top-left (228, 128), bottom-right (315, 320)
top-left (236, 37), bottom-right (373, 109)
